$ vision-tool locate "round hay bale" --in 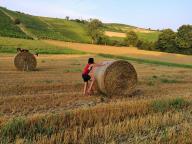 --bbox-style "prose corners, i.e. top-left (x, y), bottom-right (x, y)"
top-left (14, 52), bottom-right (37, 71)
top-left (94, 60), bottom-right (137, 96)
